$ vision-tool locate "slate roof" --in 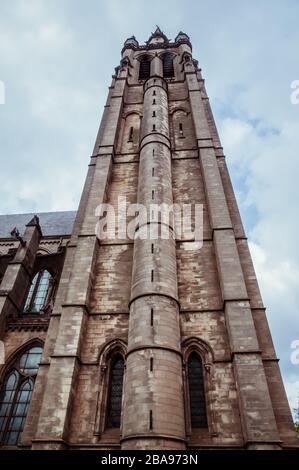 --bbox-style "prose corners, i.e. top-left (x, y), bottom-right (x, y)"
top-left (0, 211), bottom-right (77, 238)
